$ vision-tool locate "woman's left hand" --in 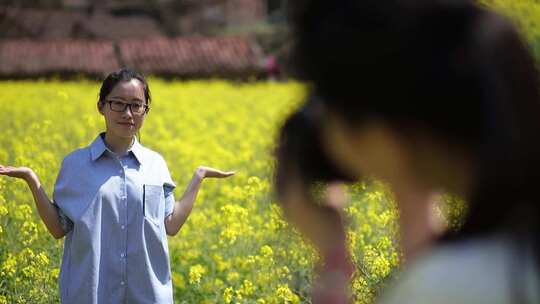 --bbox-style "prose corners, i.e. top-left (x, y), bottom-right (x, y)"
top-left (195, 166), bottom-right (235, 179)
